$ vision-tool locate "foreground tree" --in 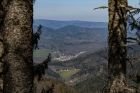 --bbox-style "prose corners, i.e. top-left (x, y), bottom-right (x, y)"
top-left (105, 0), bottom-right (135, 93)
top-left (0, 0), bottom-right (4, 92)
top-left (2, 0), bottom-right (33, 93)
